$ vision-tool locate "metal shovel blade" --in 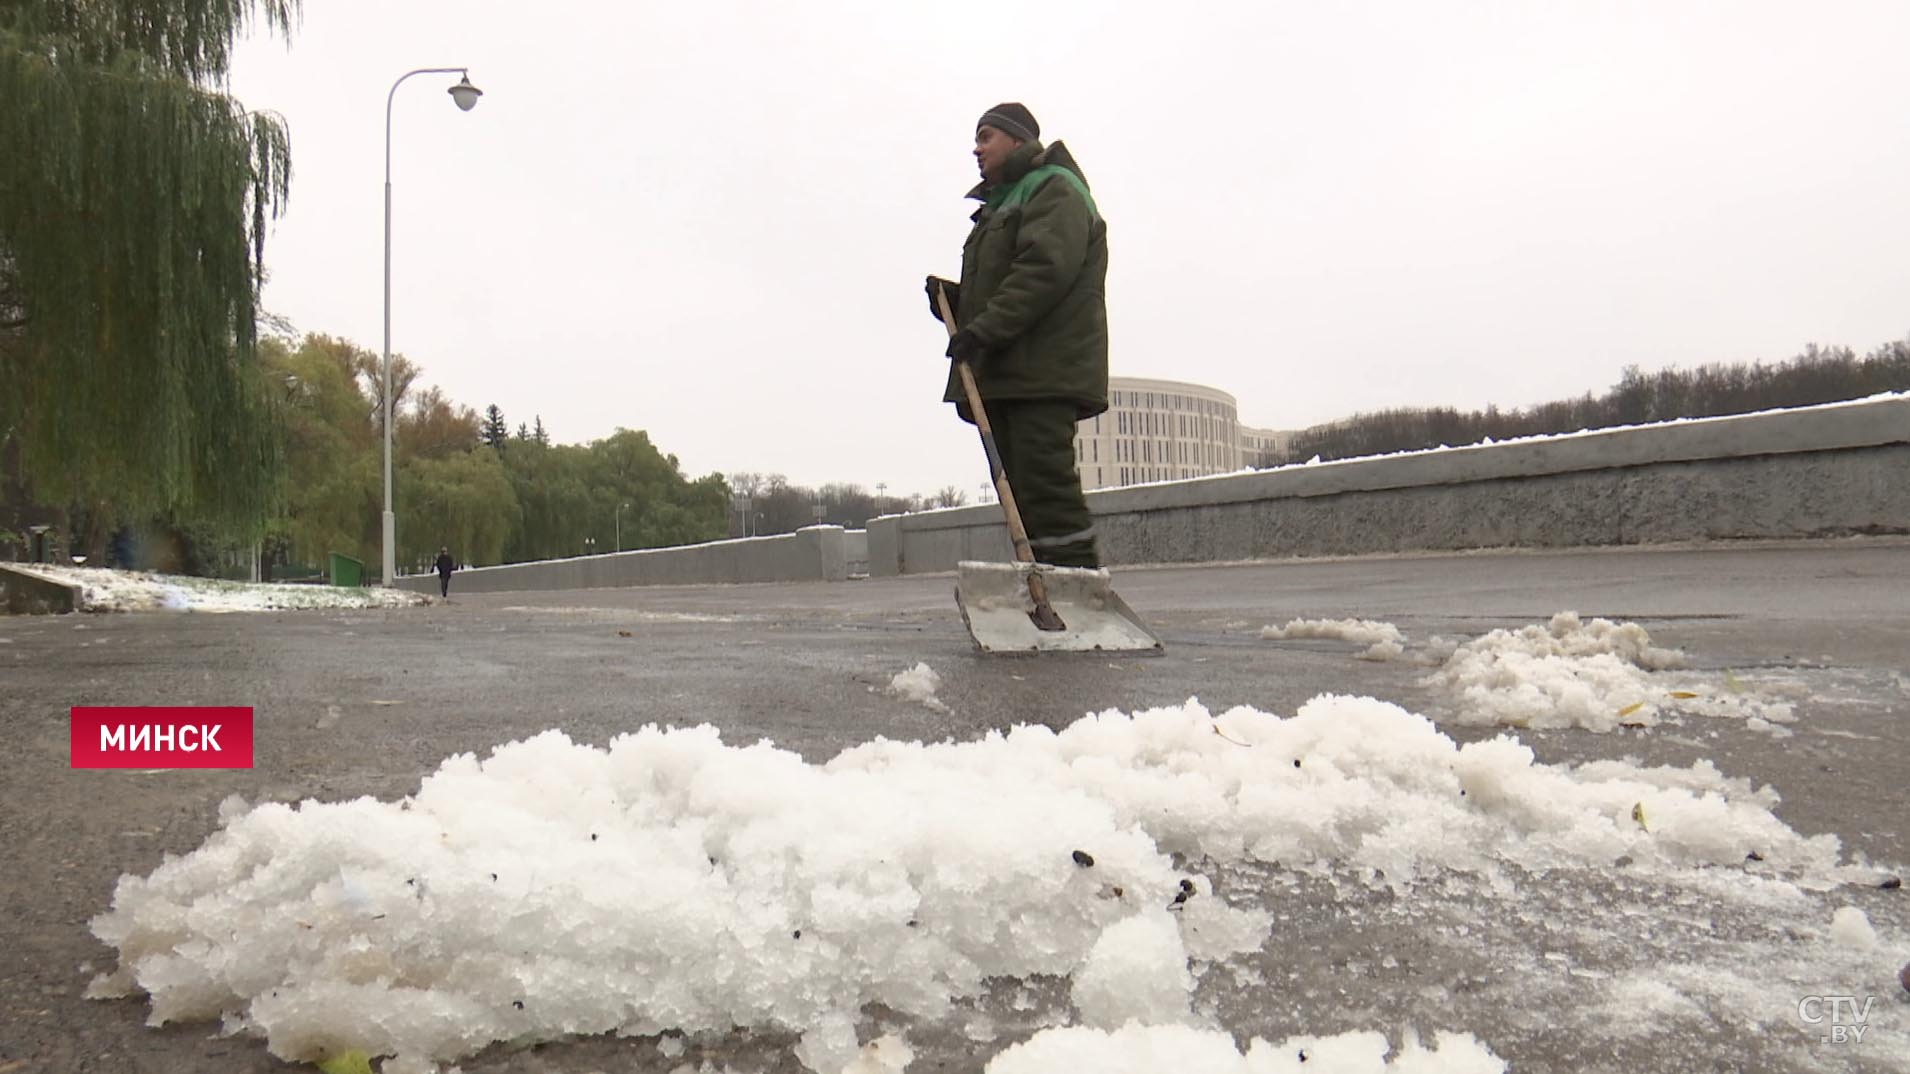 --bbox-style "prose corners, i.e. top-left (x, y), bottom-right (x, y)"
top-left (955, 561), bottom-right (1164, 653)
